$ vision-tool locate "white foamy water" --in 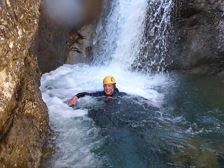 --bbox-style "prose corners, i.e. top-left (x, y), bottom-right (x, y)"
top-left (40, 0), bottom-right (174, 167)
